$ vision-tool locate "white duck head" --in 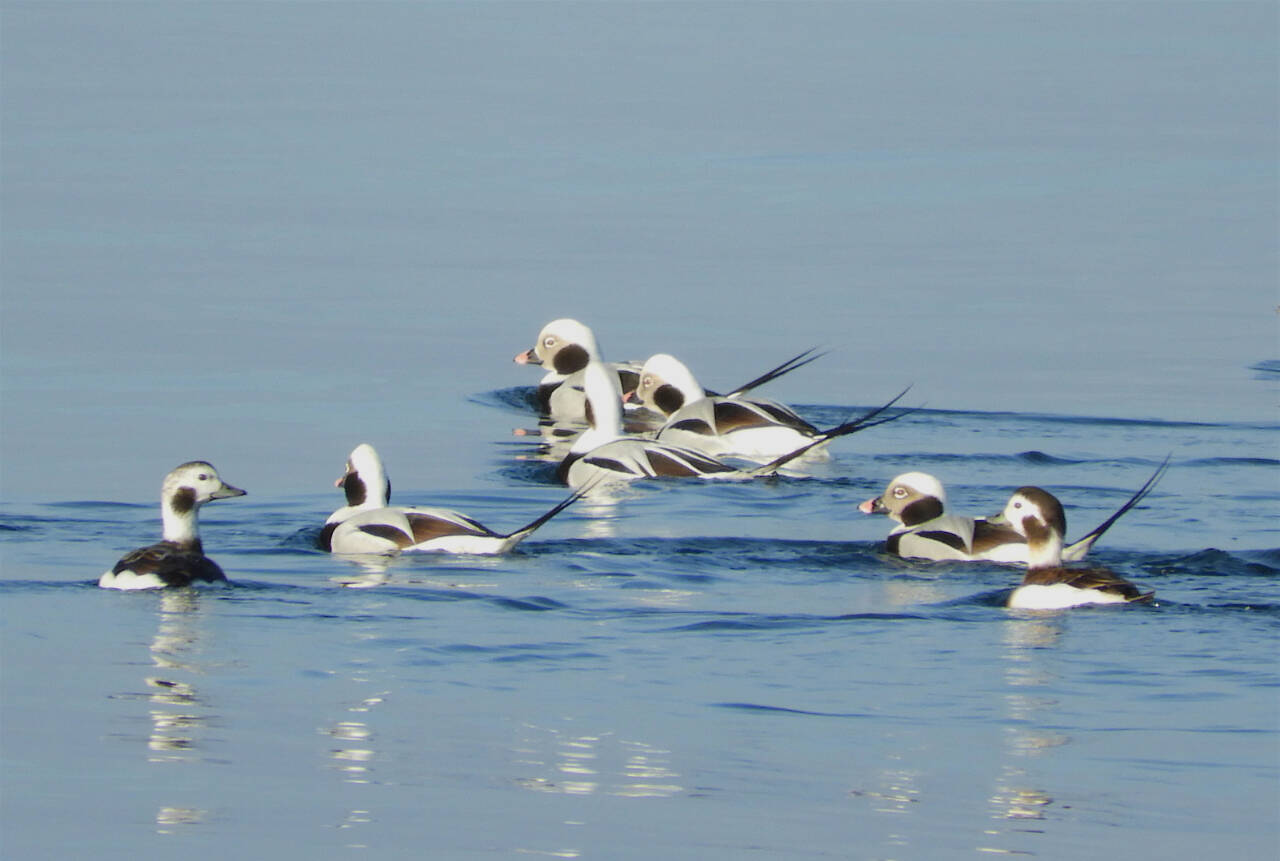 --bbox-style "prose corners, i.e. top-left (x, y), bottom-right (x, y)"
top-left (335, 443), bottom-right (391, 512)
top-left (515, 318), bottom-right (602, 378)
top-left (570, 360), bottom-right (626, 454)
top-left (860, 472), bottom-right (948, 525)
top-left (633, 353), bottom-right (707, 416)
top-left (160, 461), bottom-right (245, 544)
